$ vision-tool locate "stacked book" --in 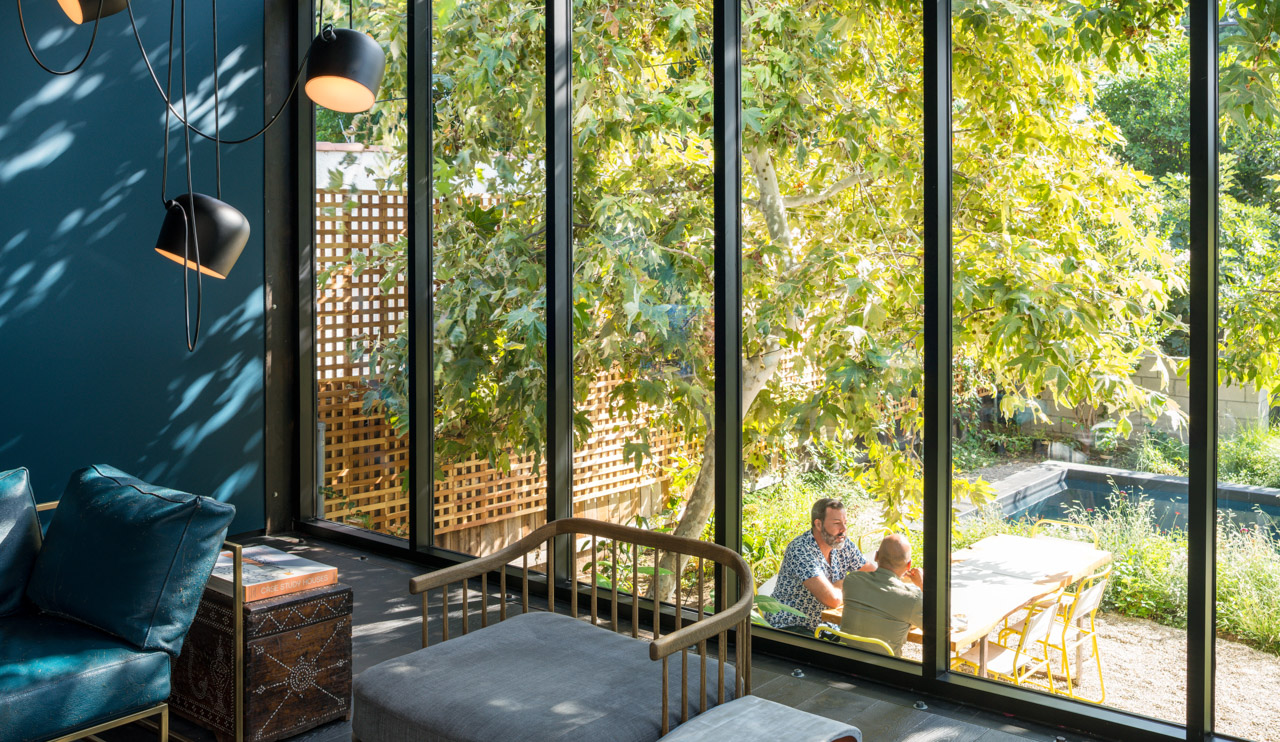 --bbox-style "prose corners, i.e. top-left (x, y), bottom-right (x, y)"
top-left (208, 545), bottom-right (338, 602)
